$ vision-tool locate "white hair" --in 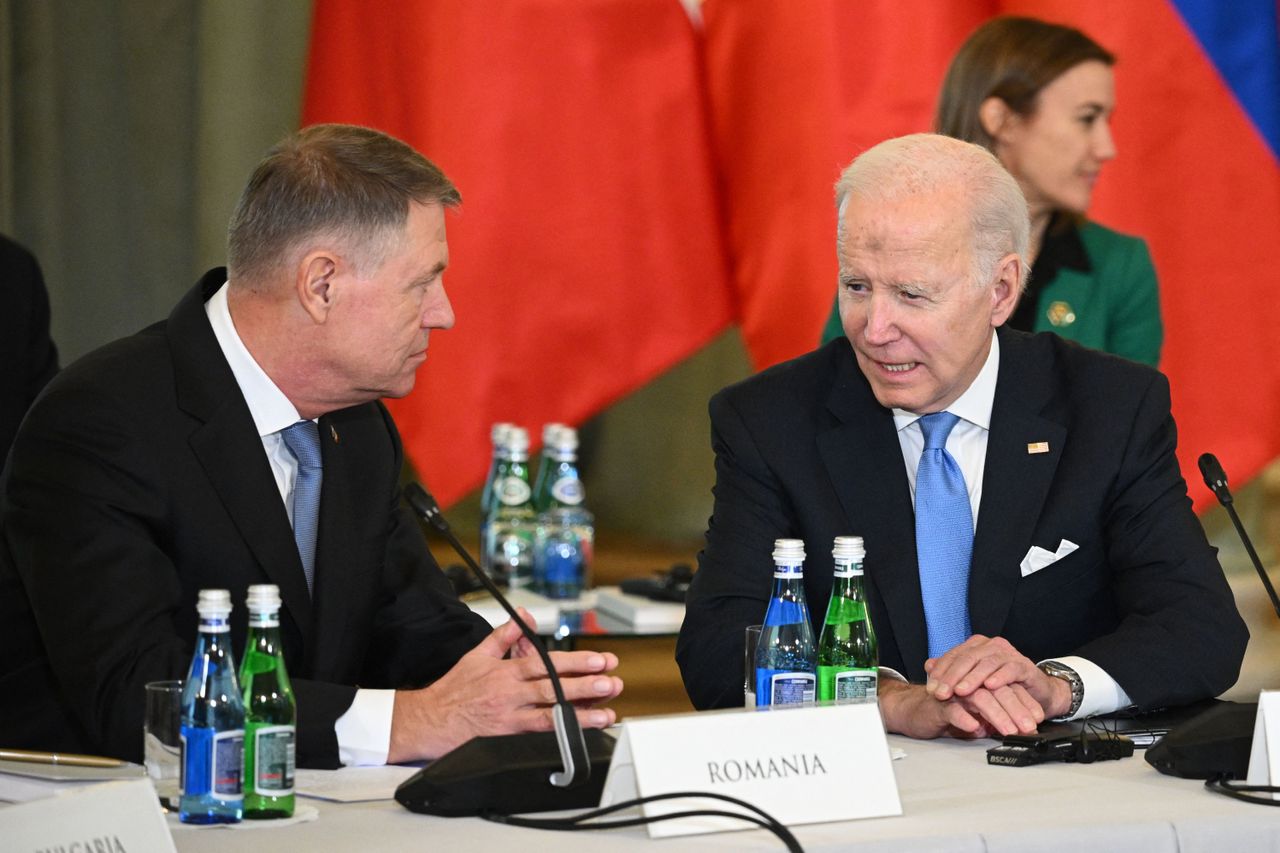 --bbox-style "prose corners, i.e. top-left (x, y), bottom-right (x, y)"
top-left (834, 133), bottom-right (1030, 293)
